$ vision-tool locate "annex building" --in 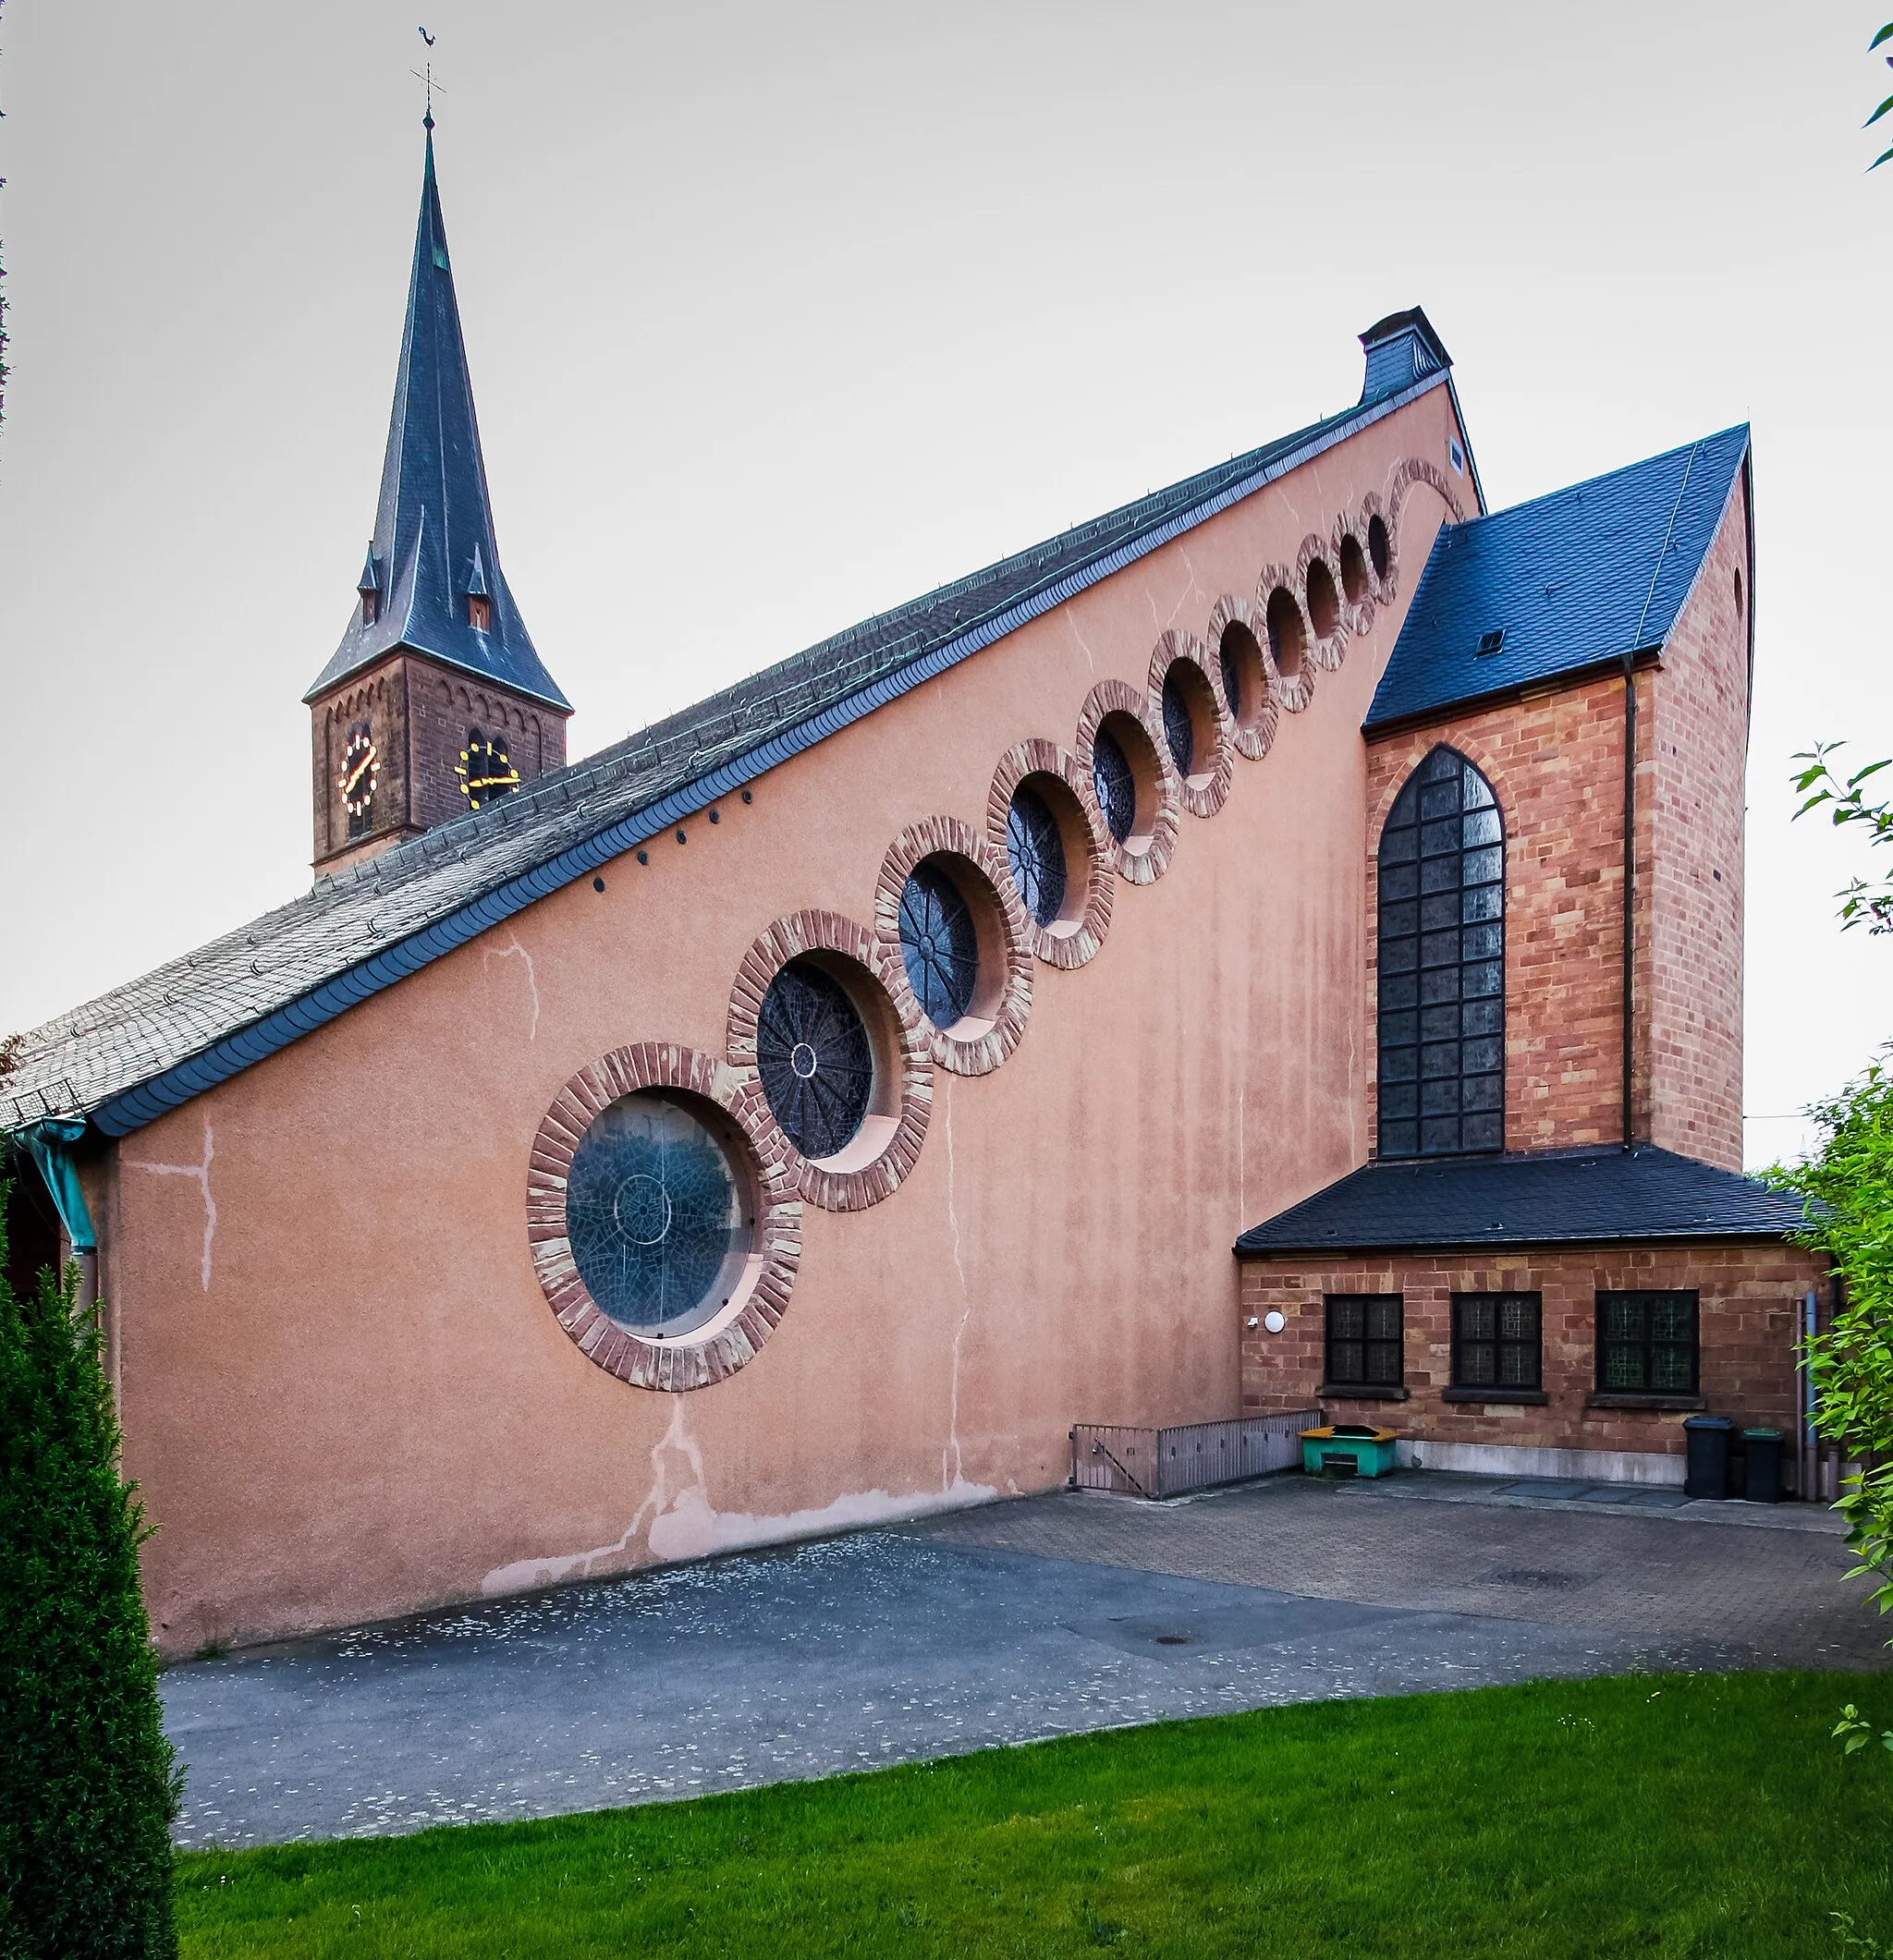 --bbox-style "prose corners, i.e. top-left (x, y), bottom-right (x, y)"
top-left (4, 131), bottom-right (1826, 1652)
